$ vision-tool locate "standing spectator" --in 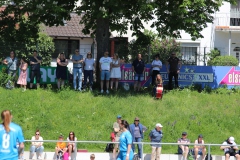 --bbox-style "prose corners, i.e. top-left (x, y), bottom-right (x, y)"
top-left (149, 123), bottom-right (163, 160)
top-left (151, 54), bottom-right (162, 86)
top-left (0, 110), bottom-right (25, 160)
top-left (117, 120), bottom-right (134, 160)
top-left (112, 115), bottom-right (122, 159)
top-left (83, 52), bottom-right (95, 91)
top-left (220, 137), bottom-right (240, 160)
top-left (17, 57), bottom-right (28, 92)
top-left (2, 51), bottom-right (18, 88)
top-left (132, 54), bottom-right (145, 92)
top-left (194, 134), bottom-right (206, 160)
top-left (56, 53), bottom-right (68, 89)
top-left (166, 52), bottom-right (181, 90)
top-left (110, 53), bottom-right (121, 91)
top-left (29, 50), bottom-right (42, 89)
top-left (129, 117), bottom-right (147, 160)
top-left (30, 129), bottom-right (44, 159)
top-left (55, 134), bottom-right (67, 159)
top-left (177, 132), bottom-right (190, 160)
top-left (67, 131), bottom-right (77, 160)
top-left (99, 51), bottom-right (112, 94)
top-left (71, 49), bottom-right (83, 91)
top-left (90, 154), bottom-right (95, 160)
